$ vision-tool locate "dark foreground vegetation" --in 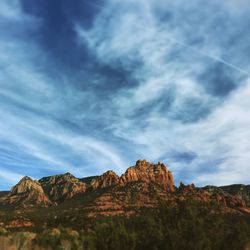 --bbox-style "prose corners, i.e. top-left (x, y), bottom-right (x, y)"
top-left (0, 200), bottom-right (250, 250)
